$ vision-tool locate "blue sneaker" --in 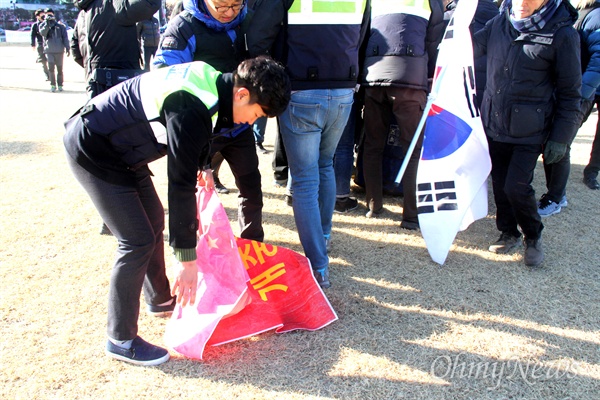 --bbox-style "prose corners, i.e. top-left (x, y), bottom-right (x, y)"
top-left (106, 336), bottom-right (170, 366)
top-left (537, 195), bottom-right (561, 217)
top-left (558, 195), bottom-right (568, 208)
